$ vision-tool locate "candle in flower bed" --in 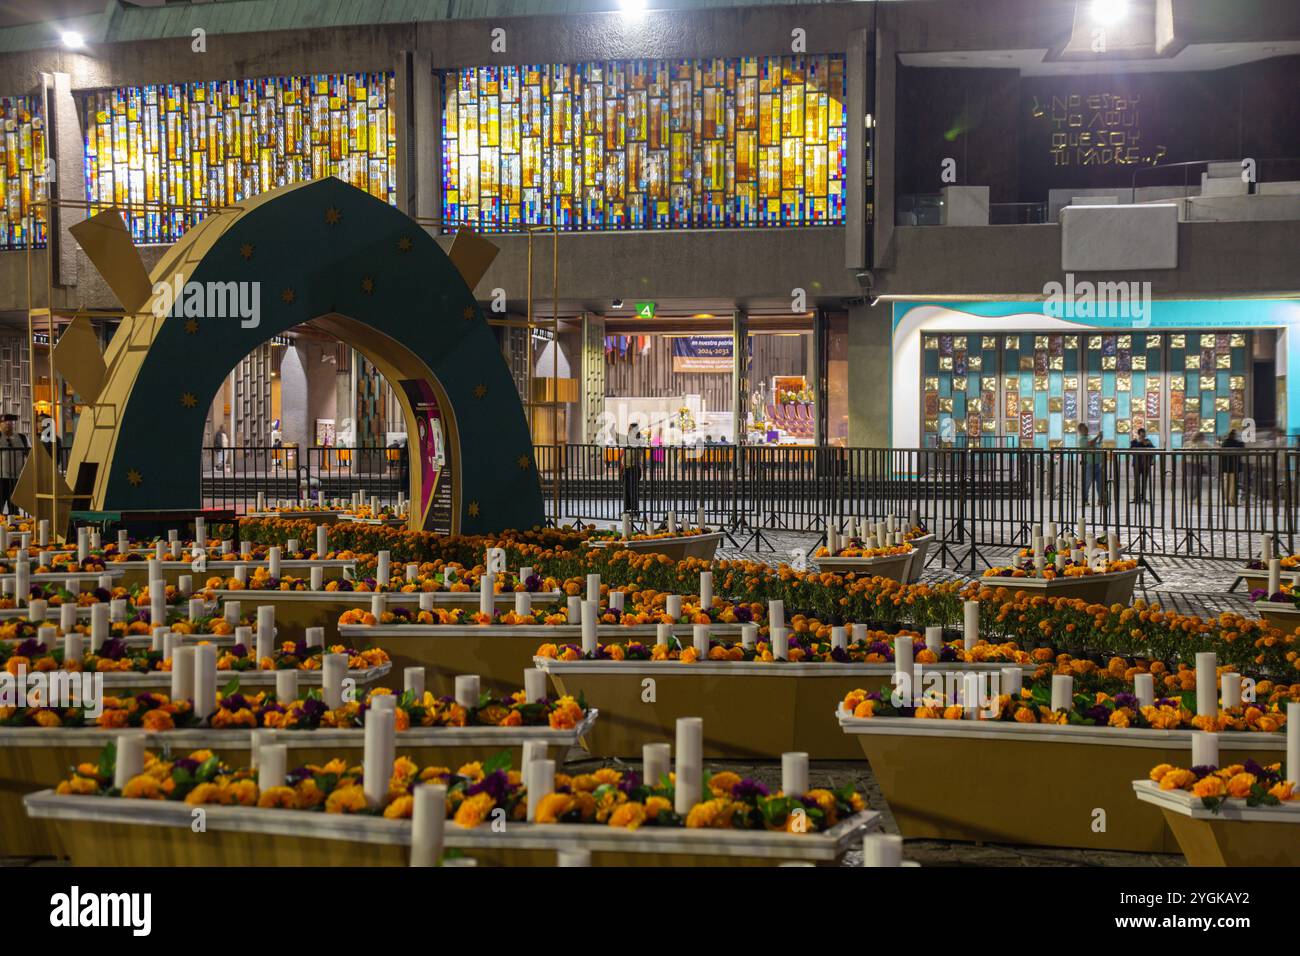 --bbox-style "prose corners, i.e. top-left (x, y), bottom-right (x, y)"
top-left (310, 566), bottom-right (324, 590)
top-left (91, 604), bottom-right (109, 652)
top-left (675, 717), bottom-right (703, 815)
top-left (1050, 674), bottom-right (1073, 712)
top-left (1191, 731), bottom-right (1218, 769)
top-left (405, 666), bottom-right (426, 698)
top-left (1195, 652), bottom-right (1217, 717)
top-left (862, 833), bottom-right (903, 868)
top-left (963, 600), bottom-right (979, 651)
top-left (113, 732), bottom-right (145, 790)
top-left (455, 674), bottom-right (480, 709)
top-left (771, 627), bottom-right (789, 660)
top-left (581, 601), bottom-right (598, 655)
top-left (524, 667), bottom-right (547, 703)
top-left (693, 625), bottom-right (710, 657)
top-left (323, 653), bottom-right (348, 708)
top-left (566, 595), bottom-right (581, 623)
top-left (656, 623), bottom-right (672, 647)
top-left (665, 594), bottom-right (682, 620)
top-left (1000, 665), bottom-right (1023, 695)
top-left (411, 783), bottom-right (447, 867)
top-left (276, 668), bottom-right (298, 702)
top-left (363, 707), bottom-right (395, 809)
top-left (587, 574), bottom-right (600, 603)
top-left (194, 644), bottom-right (217, 721)
top-left (783, 752), bottom-right (809, 797)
